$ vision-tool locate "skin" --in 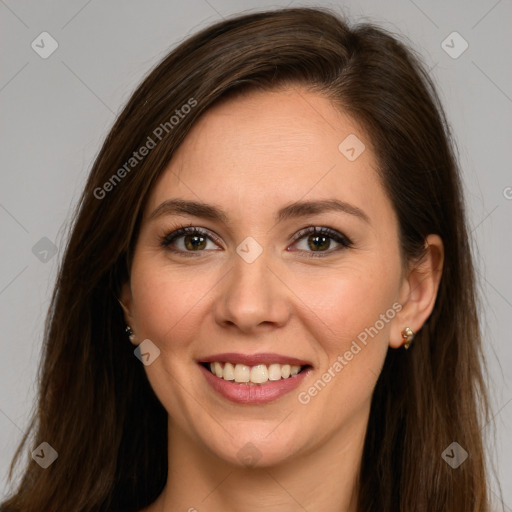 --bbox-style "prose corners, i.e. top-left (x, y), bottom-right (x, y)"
top-left (121, 87), bottom-right (443, 512)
